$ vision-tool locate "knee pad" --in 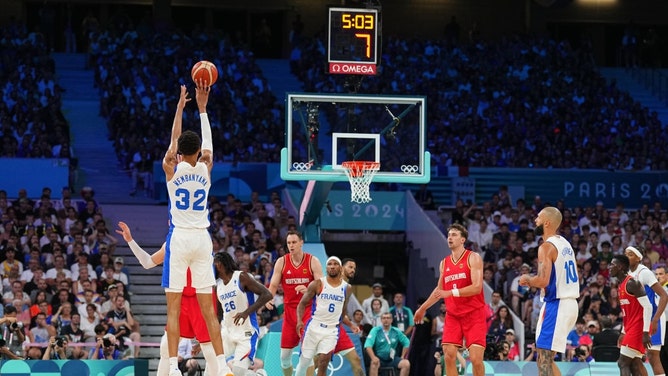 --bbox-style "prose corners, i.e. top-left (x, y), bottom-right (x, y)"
top-left (280, 348), bottom-right (293, 369)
